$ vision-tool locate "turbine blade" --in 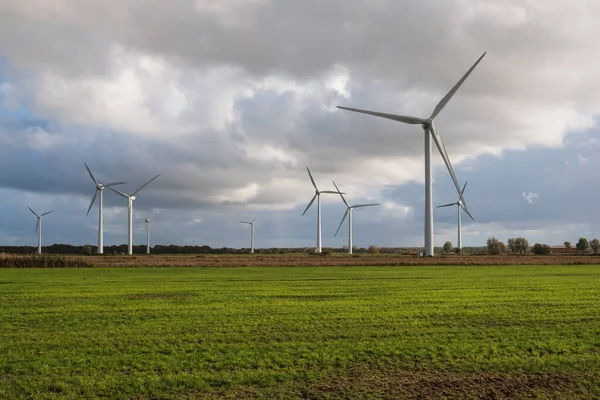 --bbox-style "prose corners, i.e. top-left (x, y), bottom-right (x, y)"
top-left (302, 194), bottom-right (317, 216)
top-left (436, 202), bottom-right (456, 208)
top-left (87, 190), bottom-right (98, 216)
top-left (252, 216), bottom-right (256, 223)
top-left (131, 174), bottom-right (160, 196)
top-left (334, 209), bottom-right (349, 237)
top-left (107, 185), bottom-right (129, 198)
top-left (320, 190), bottom-right (345, 195)
top-left (103, 181), bottom-right (127, 187)
top-left (84, 162), bottom-right (98, 184)
top-left (352, 203), bottom-right (380, 208)
top-left (306, 167), bottom-right (318, 190)
top-left (332, 181), bottom-right (349, 208)
top-left (240, 221), bottom-right (251, 224)
top-left (461, 180), bottom-right (468, 195)
top-left (41, 210), bottom-right (54, 217)
top-left (428, 124), bottom-right (468, 210)
top-left (461, 203), bottom-right (476, 221)
top-left (430, 52), bottom-right (486, 120)
top-left (337, 106), bottom-right (425, 124)
top-left (28, 206), bottom-right (39, 218)
top-left (35, 219), bottom-right (39, 233)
